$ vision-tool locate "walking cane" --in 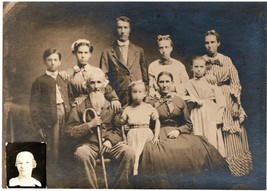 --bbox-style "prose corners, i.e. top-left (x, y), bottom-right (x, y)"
top-left (83, 108), bottom-right (109, 189)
